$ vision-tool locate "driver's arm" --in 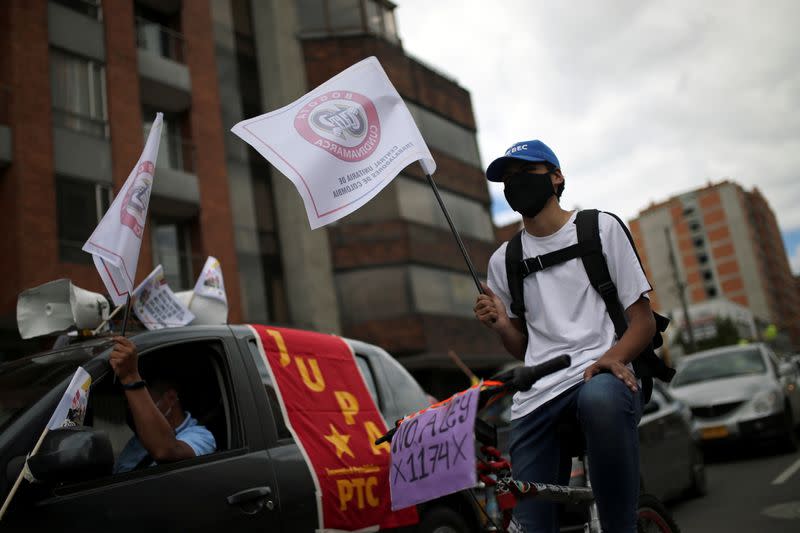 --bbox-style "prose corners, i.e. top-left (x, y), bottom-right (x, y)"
top-left (110, 337), bottom-right (196, 463)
